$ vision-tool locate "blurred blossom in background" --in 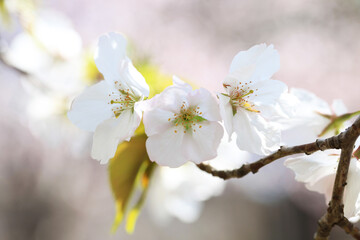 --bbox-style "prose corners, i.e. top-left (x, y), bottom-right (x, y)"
top-left (0, 0), bottom-right (359, 239)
